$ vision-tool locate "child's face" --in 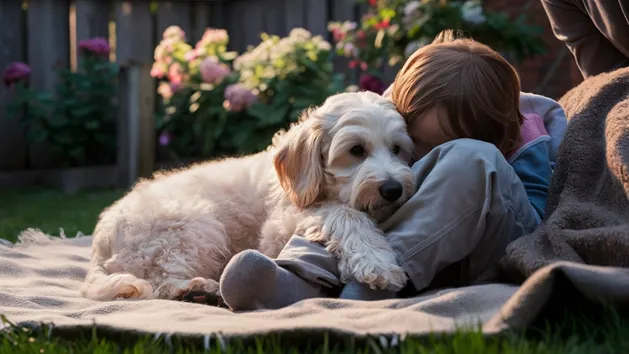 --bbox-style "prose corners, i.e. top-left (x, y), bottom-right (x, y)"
top-left (408, 106), bottom-right (453, 158)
